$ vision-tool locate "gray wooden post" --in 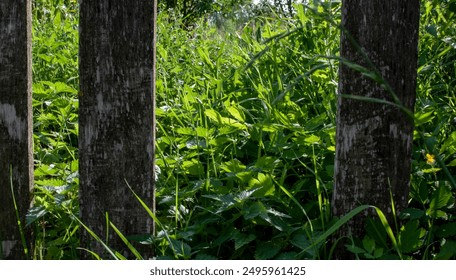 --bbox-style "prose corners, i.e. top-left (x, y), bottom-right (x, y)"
top-left (0, 0), bottom-right (33, 260)
top-left (332, 0), bottom-right (420, 258)
top-left (79, 0), bottom-right (157, 259)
